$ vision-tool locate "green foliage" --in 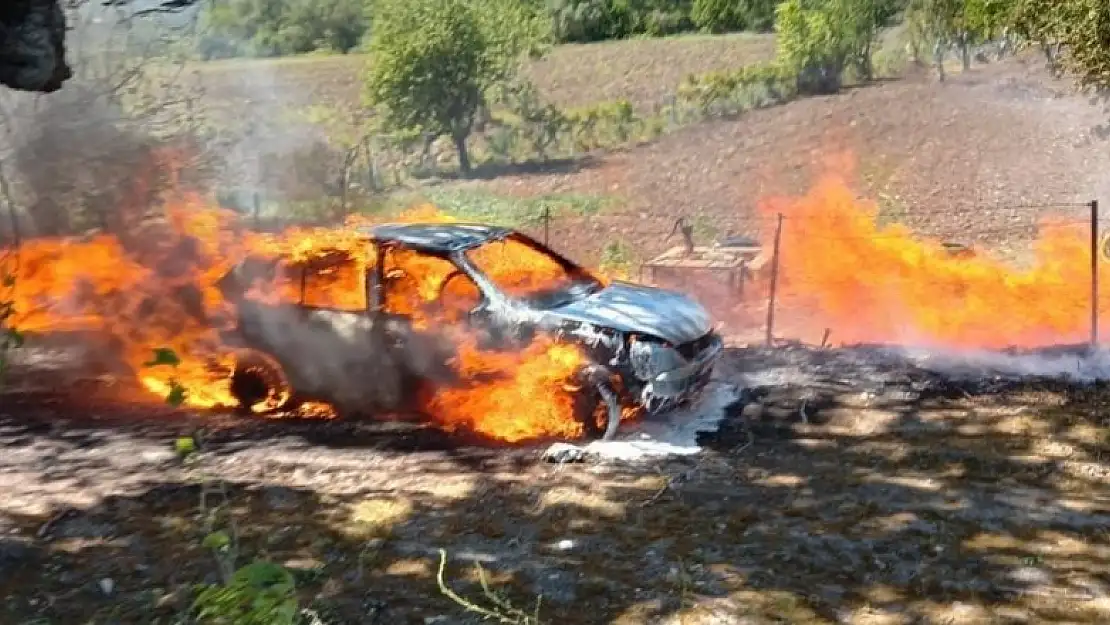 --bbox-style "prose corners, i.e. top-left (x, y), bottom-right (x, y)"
top-left (1010, 0), bottom-right (1110, 89)
top-left (364, 0), bottom-right (552, 174)
top-left (562, 99), bottom-right (641, 150)
top-left (143, 347), bottom-right (188, 406)
top-left (489, 81), bottom-right (568, 161)
top-left (411, 189), bottom-right (611, 227)
top-left (175, 436), bottom-right (198, 457)
top-left (198, 0), bottom-right (369, 59)
top-left (599, 239), bottom-right (637, 275)
top-left (676, 61), bottom-right (797, 115)
top-left (545, 0), bottom-right (695, 42)
top-left (692, 0), bottom-right (778, 33)
top-left (907, 0), bottom-right (1013, 46)
top-left (774, 0), bottom-right (897, 93)
top-left (192, 560), bottom-right (299, 625)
